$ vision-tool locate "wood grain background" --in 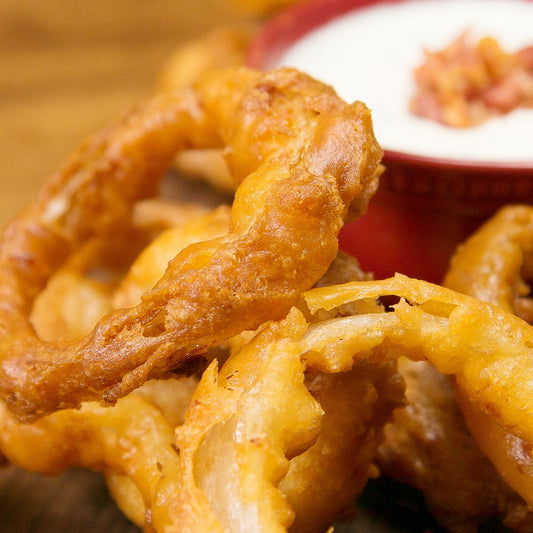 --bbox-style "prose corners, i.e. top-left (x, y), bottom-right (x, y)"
top-left (0, 0), bottom-right (249, 227)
